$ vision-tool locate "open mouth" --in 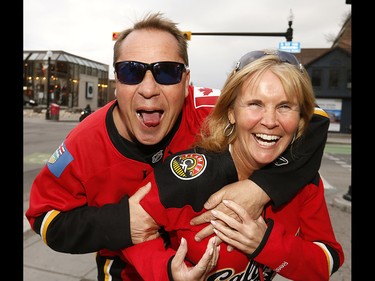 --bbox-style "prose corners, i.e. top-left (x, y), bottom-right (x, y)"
top-left (254, 133), bottom-right (280, 146)
top-left (137, 110), bottom-right (163, 127)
